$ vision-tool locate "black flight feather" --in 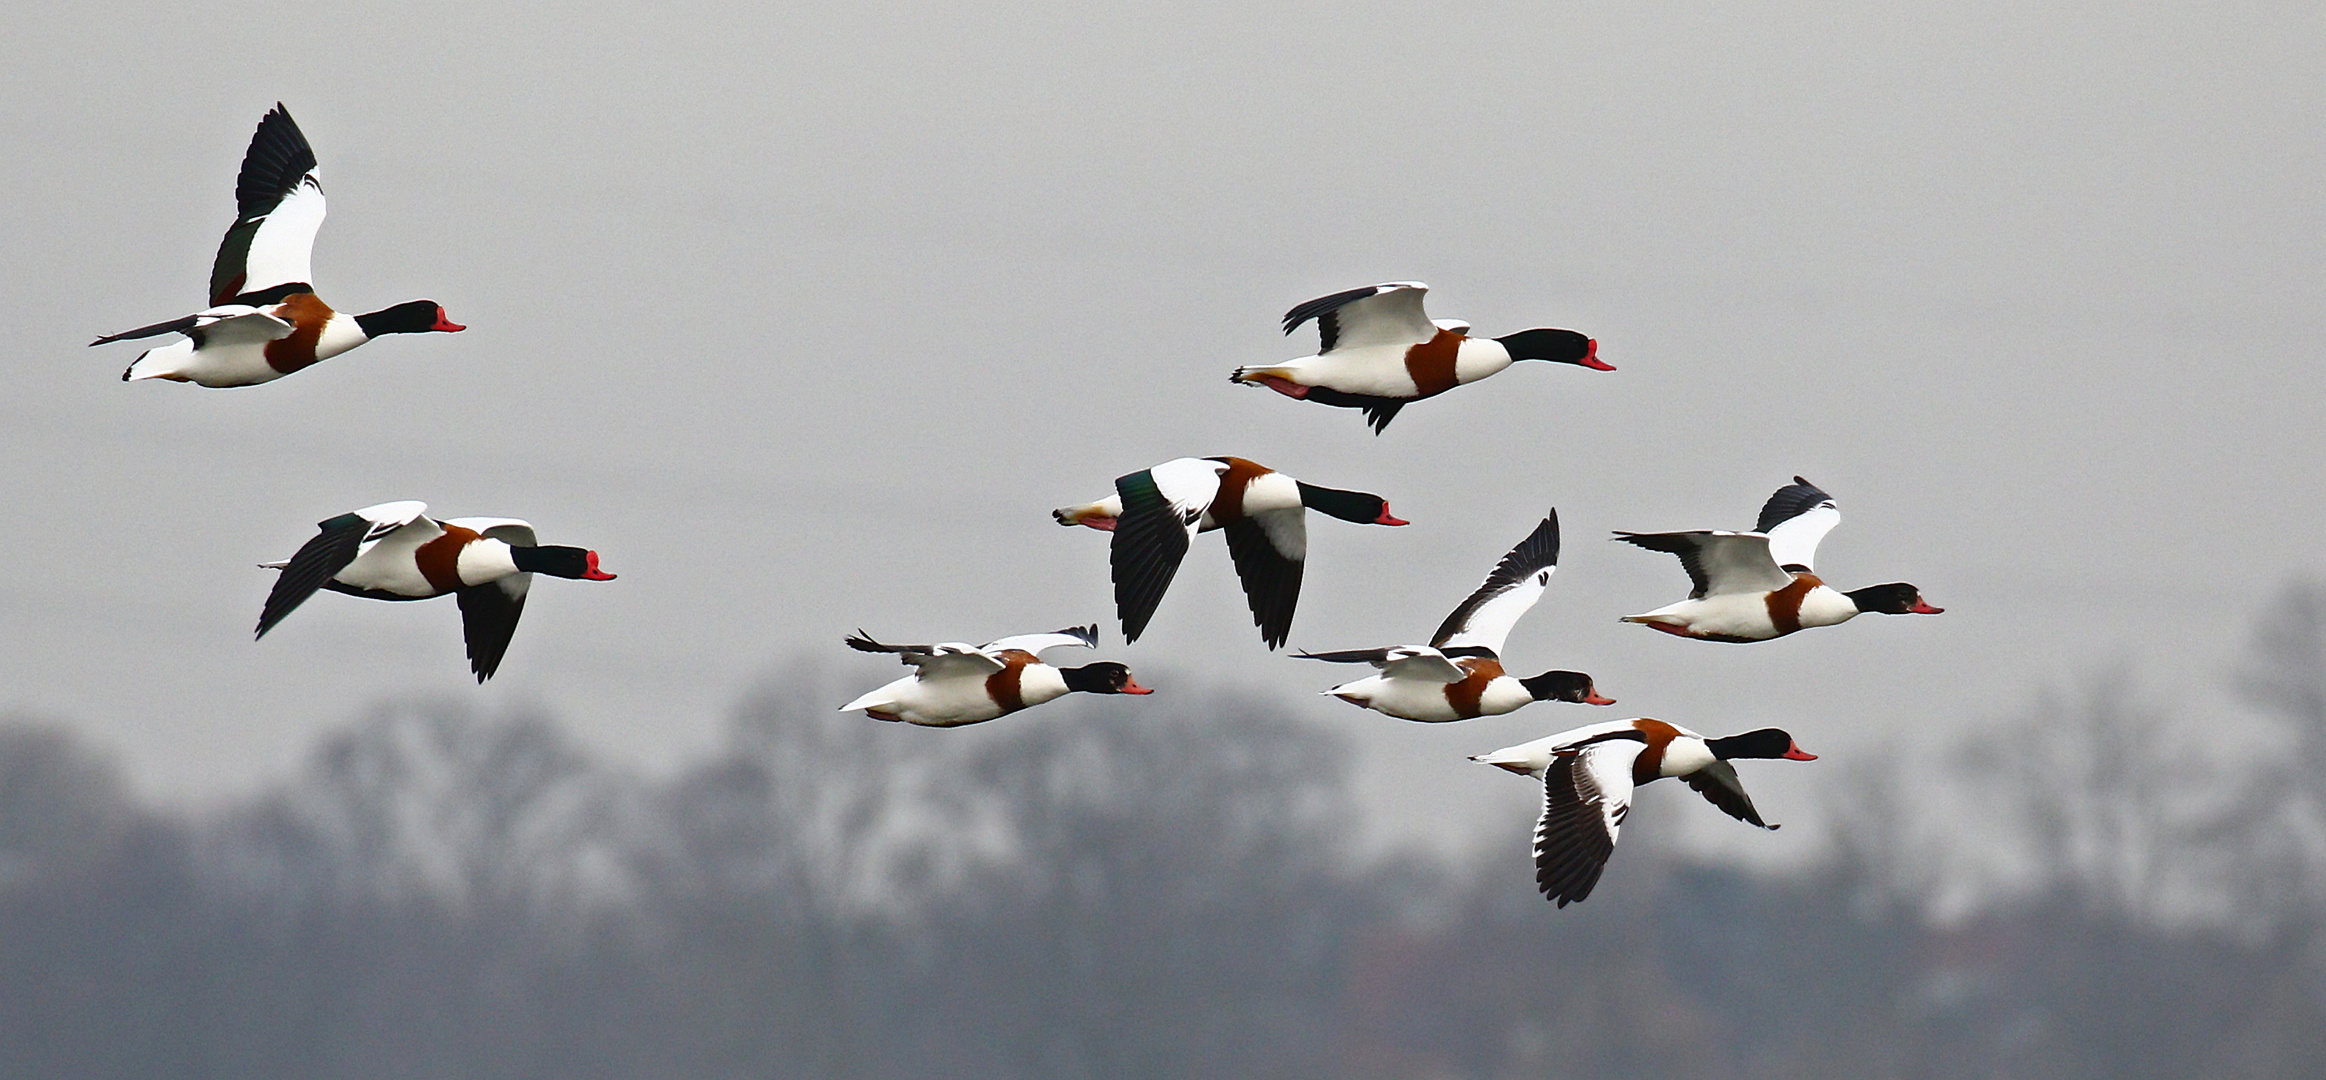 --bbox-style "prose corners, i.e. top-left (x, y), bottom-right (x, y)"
top-left (255, 512), bottom-right (367, 639)
top-left (1682, 760), bottom-right (1774, 829)
top-left (1281, 284), bottom-right (1384, 352)
top-left (456, 583), bottom-right (527, 683)
top-left (1535, 754), bottom-right (1617, 907)
top-left (210, 104), bottom-right (319, 306)
top-left (1293, 647), bottom-right (1396, 664)
top-left (1612, 530), bottom-right (1716, 599)
top-left (1222, 518), bottom-right (1302, 649)
top-left (1431, 510), bottom-right (1559, 648)
top-left (1754, 476), bottom-right (1834, 534)
top-left (1109, 469), bottom-right (1194, 644)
